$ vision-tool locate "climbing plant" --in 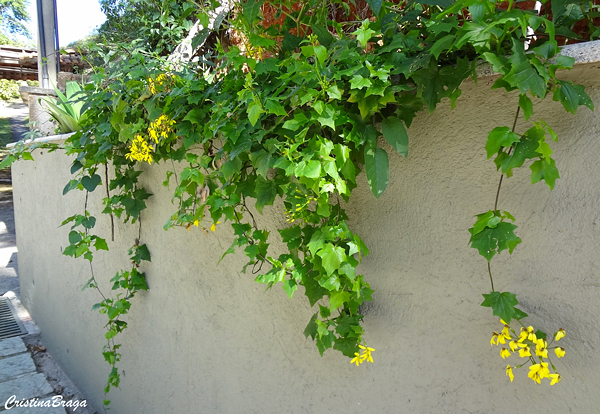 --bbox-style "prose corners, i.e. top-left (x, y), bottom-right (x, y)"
top-left (3, 0), bottom-right (597, 405)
